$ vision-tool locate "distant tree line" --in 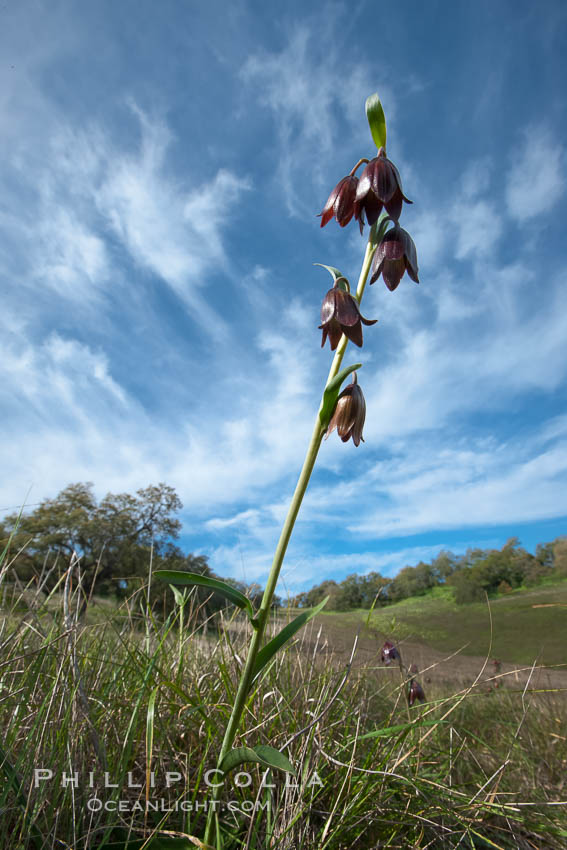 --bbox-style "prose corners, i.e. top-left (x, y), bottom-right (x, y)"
top-left (289, 537), bottom-right (567, 609)
top-left (0, 482), bottom-right (281, 614)
top-left (3, 483), bottom-right (565, 613)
